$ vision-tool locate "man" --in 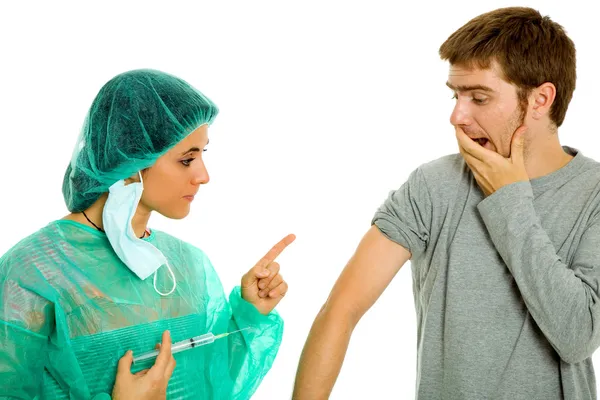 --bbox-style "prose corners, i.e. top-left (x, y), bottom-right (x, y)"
top-left (293, 7), bottom-right (600, 399)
